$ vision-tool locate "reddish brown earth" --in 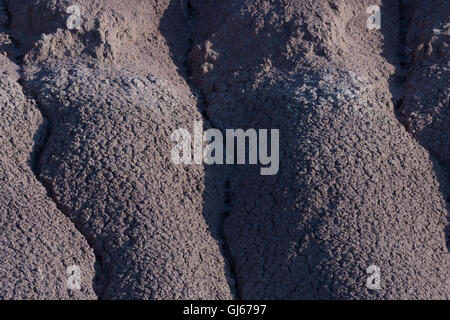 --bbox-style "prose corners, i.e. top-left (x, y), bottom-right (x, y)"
top-left (0, 0), bottom-right (448, 299)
